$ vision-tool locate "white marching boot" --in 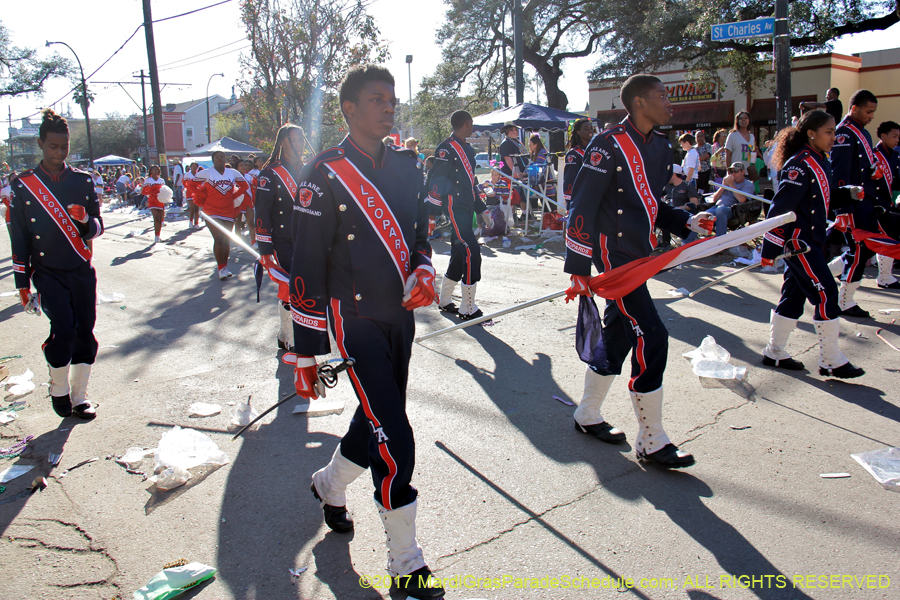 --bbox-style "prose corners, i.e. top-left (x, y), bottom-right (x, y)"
top-left (838, 280), bottom-right (870, 317)
top-left (48, 363), bottom-right (72, 417)
top-left (573, 368), bottom-right (625, 443)
top-left (70, 363), bottom-right (96, 420)
top-left (828, 256), bottom-right (844, 277)
top-left (310, 445), bottom-right (366, 533)
top-left (762, 310), bottom-right (804, 370)
top-left (458, 283), bottom-right (483, 320)
top-left (630, 387), bottom-right (694, 468)
top-left (438, 275), bottom-right (458, 313)
top-left (377, 500), bottom-right (444, 599)
top-left (277, 301), bottom-right (294, 352)
top-left (814, 319), bottom-right (864, 378)
top-left (876, 254), bottom-right (899, 288)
